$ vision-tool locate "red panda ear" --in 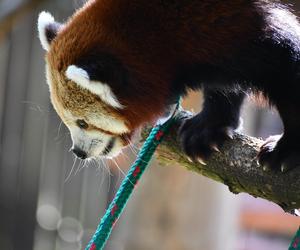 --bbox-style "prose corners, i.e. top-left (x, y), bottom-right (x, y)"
top-left (38, 12), bottom-right (61, 51)
top-left (65, 65), bottom-right (124, 109)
